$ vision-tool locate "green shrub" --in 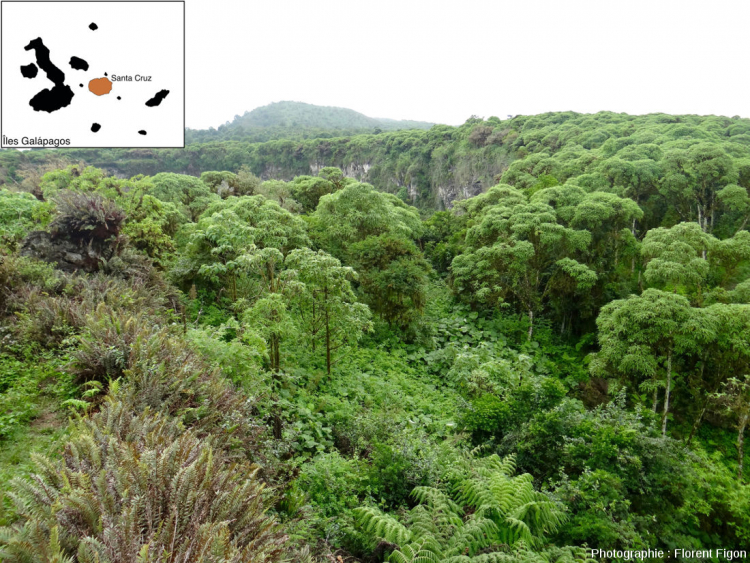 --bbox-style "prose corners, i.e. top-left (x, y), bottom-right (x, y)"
top-left (71, 304), bottom-right (158, 382)
top-left (3, 267), bottom-right (176, 351)
top-left (295, 451), bottom-right (372, 550)
top-left (0, 355), bottom-right (73, 440)
top-left (465, 393), bottom-right (508, 435)
top-left (0, 254), bottom-right (66, 312)
top-left (0, 190), bottom-right (52, 250)
top-left (187, 325), bottom-right (266, 388)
